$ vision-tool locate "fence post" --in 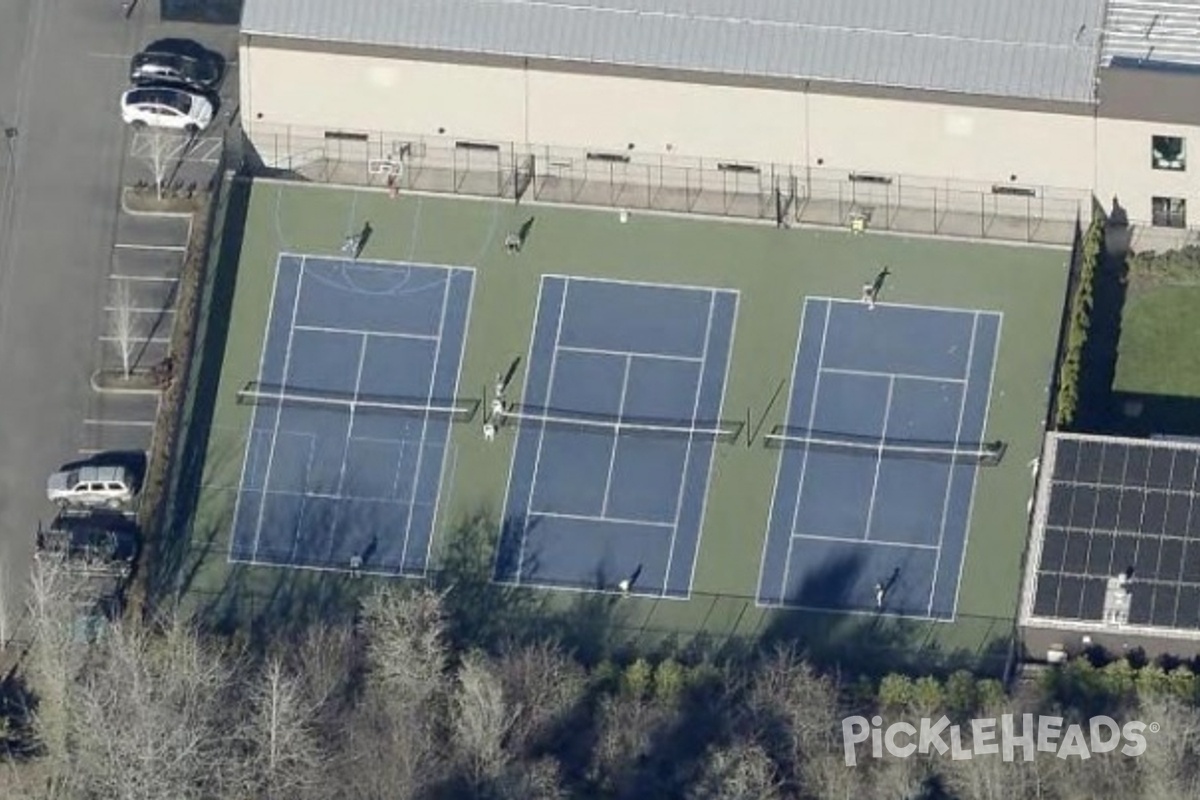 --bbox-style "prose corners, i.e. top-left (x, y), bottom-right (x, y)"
top-left (980, 193), bottom-right (987, 238)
